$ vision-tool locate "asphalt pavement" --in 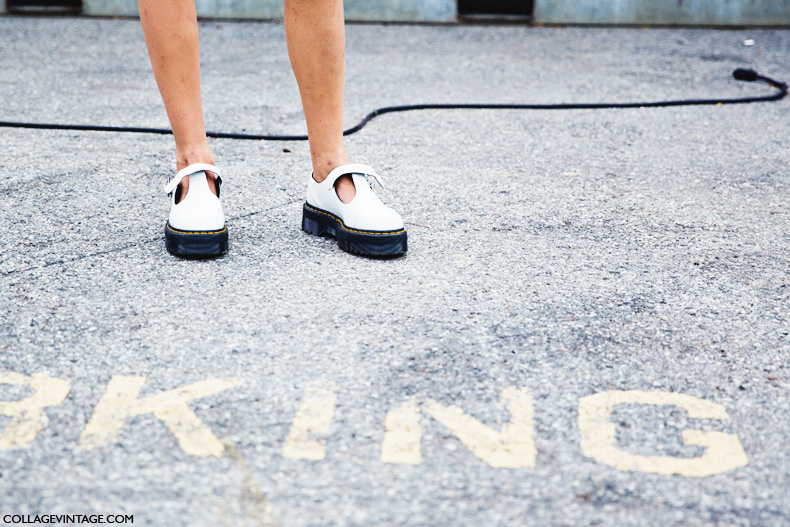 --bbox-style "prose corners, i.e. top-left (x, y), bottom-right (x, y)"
top-left (1, 15), bottom-right (789, 527)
